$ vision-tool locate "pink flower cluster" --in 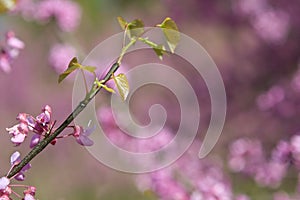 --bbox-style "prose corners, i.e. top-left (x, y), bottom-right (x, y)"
top-left (48, 43), bottom-right (76, 74)
top-left (233, 0), bottom-right (290, 44)
top-left (137, 151), bottom-right (248, 200)
top-left (6, 105), bottom-right (94, 147)
top-left (14, 0), bottom-right (81, 33)
top-left (97, 107), bottom-right (173, 153)
top-left (229, 136), bottom-right (300, 197)
top-left (6, 105), bottom-right (53, 147)
top-left (98, 107), bottom-right (249, 200)
top-left (0, 31), bottom-right (25, 73)
top-left (229, 138), bottom-right (288, 188)
top-left (73, 124), bottom-right (94, 146)
top-left (255, 65), bottom-right (300, 119)
top-left (11, 0), bottom-right (80, 75)
top-left (256, 85), bottom-right (285, 111)
top-left (0, 152), bottom-right (35, 200)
